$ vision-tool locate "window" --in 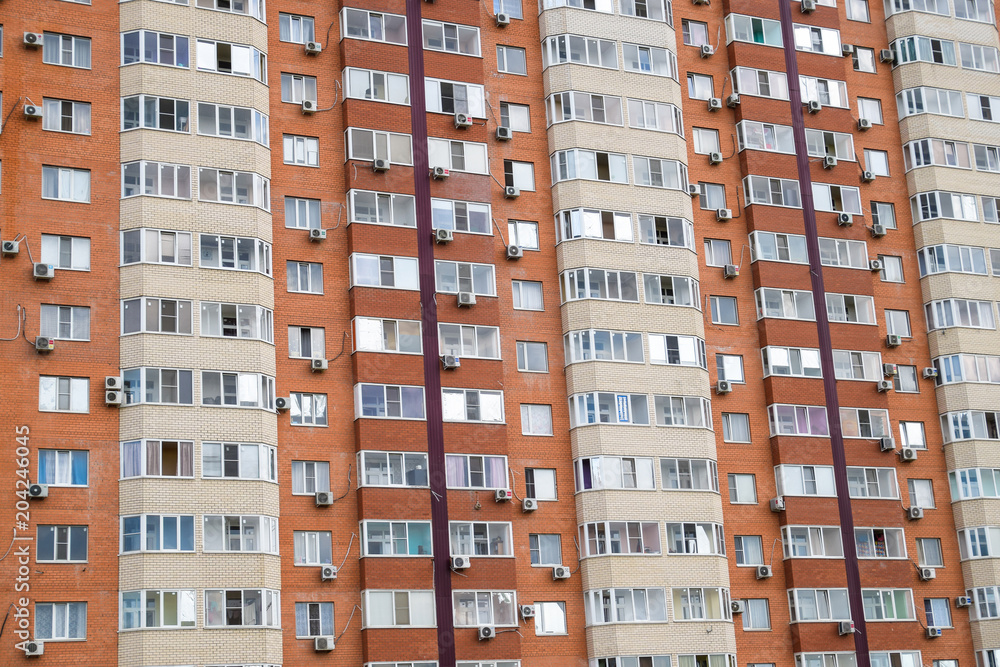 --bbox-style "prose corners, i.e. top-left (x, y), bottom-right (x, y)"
top-left (542, 35), bottom-right (617, 68)
top-left (721, 413), bottom-right (750, 443)
top-left (294, 531), bottom-right (333, 565)
top-left (354, 317), bottom-right (421, 354)
top-left (846, 0), bottom-right (870, 20)
top-left (351, 190), bottom-right (417, 228)
top-left (733, 67), bottom-right (789, 100)
top-left (200, 302), bottom-right (273, 342)
top-left (792, 24), bottom-right (841, 56)
top-left (495, 0), bottom-right (523, 18)
top-left (782, 526), bottom-right (843, 558)
top-left (423, 19), bottom-right (479, 55)
top-left (282, 135), bottom-right (319, 166)
top-left (535, 602), bottom-right (567, 635)
top-left (120, 440), bottom-right (194, 478)
top-left (917, 538), bottom-right (943, 567)
top-left (897, 87), bottom-right (964, 119)
top-left (364, 590), bottom-right (436, 628)
top-left (342, 8), bottom-right (406, 43)
top-left (500, 102), bottom-right (530, 132)
top-left (200, 372), bottom-right (275, 410)
top-left (121, 590), bottom-right (195, 629)
top-left (360, 451), bottom-right (428, 487)
top-left (121, 30), bottom-right (188, 68)
top-left (955, 0), bottom-right (996, 22)
top-left (649, 334), bottom-right (705, 368)
top-left (733, 535), bottom-right (763, 565)
top-left (716, 355), bottom-right (744, 383)
top-left (574, 456), bottom-right (655, 491)
top-left (504, 159), bottom-right (536, 190)
top-left (871, 201), bottom-right (896, 228)
top-left (346, 127), bottom-right (413, 165)
top-left (203, 516), bottom-right (278, 553)
top-left (497, 45), bottom-right (527, 74)
top-left (430, 198), bottom-right (490, 234)
top-left (643, 275), bottom-right (699, 306)
top-left (428, 138), bottom-right (487, 173)
top-left (728, 473), bottom-right (756, 503)
top-left (855, 527), bottom-right (906, 558)
top-left (858, 97), bottom-right (883, 124)
top-left (204, 589), bottom-right (280, 627)
top-left (512, 280), bottom-right (543, 310)
top-left (42, 166), bottom-right (90, 203)
top-left (972, 588), bottom-right (1000, 620)
top-left (552, 149), bottom-right (628, 184)
top-left (425, 78), bottom-right (487, 118)
top-left (961, 43), bottom-right (1000, 72)
top-left (841, 408), bottom-right (890, 438)
top-left (39, 376), bottom-right (88, 413)
top-left (279, 13), bottom-right (315, 43)
top-left (122, 161), bottom-right (191, 199)
top-left (292, 460), bottom-right (330, 494)
top-left (673, 588), bottom-right (732, 621)
top-left (662, 458), bottom-right (718, 490)
top-left (787, 589), bottom-right (850, 621)
top-left (508, 220), bottom-right (538, 250)
top-left (776, 464), bottom-right (836, 496)
top-left (688, 73), bottom-right (714, 100)
top-left (800, 75), bottom-right (849, 108)
top-left (624, 43), bottom-right (677, 78)
top-left (443, 389), bottom-right (504, 423)
top-left (196, 38), bottom-right (266, 81)
top-left (692, 128), bottom-right (720, 155)
top-left (197, 0), bottom-right (265, 19)
top-left (665, 523), bottom-right (723, 556)
top-left (40, 234), bottom-right (89, 271)
top-left (280, 73), bottom-right (317, 103)
top-left (937, 354), bottom-right (1000, 385)
top-left (521, 405), bottom-right (553, 435)
top-left (764, 346), bottom-right (823, 378)
top-left (853, 46), bottom-right (876, 72)
top-left (436, 261), bottom-right (495, 295)
top-left (847, 467), bottom-right (898, 498)
top-left (924, 599), bottom-right (951, 628)
top-left (356, 384), bottom-right (425, 420)
top-left (893, 36), bottom-right (956, 66)
top-left (744, 175), bottom-right (801, 207)
top-left (121, 298), bottom-right (192, 335)
top-left (926, 299), bottom-right (994, 331)
top-left (584, 588), bottom-right (667, 624)
top-left (198, 168), bottom-right (270, 209)
top-left (620, 0), bottom-right (670, 19)
top-left (756, 288), bottom-right (815, 321)
top-left (557, 207), bottom-right (635, 243)
top-left (634, 157), bottom-right (688, 190)
top-left (710, 296), bottom-right (739, 325)
top-left (449, 522), bottom-right (510, 557)
top-left (42, 99), bottom-right (91, 135)
top-left (39, 305), bottom-right (89, 341)
top-left (123, 95), bottom-right (190, 134)
top-left (812, 183), bottom-right (862, 214)
top-left (564, 329), bottom-right (643, 364)
top-left (120, 515), bottom-right (195, 553)
top-left (826, 294), bottom-right (876, 324)
top-left (969, 93), bottom-right (1000, 122)
top-left (445, 454), bottom-right (507, 490)
top-left (863, 589), bottom-right (914, 620)
top-left (884, 309), bottom-right (912, 338)
top-left (739, 120), bottom-right (795, 154)
top-left (38, 450), bottom-right (87, 487)
top-left (549, 92), bottom-right (624, 127)
top-left (919, 244), bottom-right (987, 275)
top-left (454, 591), bottom-right (517, 627)
top-left (287, 261), bottom-right (324, 293)
top-left (753, 231), bottom-right (808, 264)
top-left (907, 478), bottom-right (935, 508)
top-left (345, 67), bottom-right (410, 105)
top-left (879, 255), bottom-right (904, 282)
top-left (864, 149), bottom-right (890, 176)
top-left (742, 599), bottom-right (770, 630)
top-left (904, 138), bottom-right (971, 171)
top-left (893, 365), bottom-right (919, 393)
top-left (199, 235), bottom-right (269, 274)
top-left (525, 468), bottom-right (557, 500)
top-left (569, 392), bottom-right (649, 426)
top-left (44, 33), bottom-right (91, 68)
top-left (121, 229), bottom-right (190, 266)
top-left (726, 14), bottom-right (783, 47)
top-left (582, 522), bottom-right (662, 557)
top-left (682, 657), bottom-right (737, 667)
top-left (37, 526), bottom-right (87, 563)
top-left (959, 526), bottom-right (1000, 559)
top-left (290, 392), bottom-right (327, 426)
top-left (288, 326), bottom-right (325, 359)
top-left (295, 602), bottom-right (333, 638)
